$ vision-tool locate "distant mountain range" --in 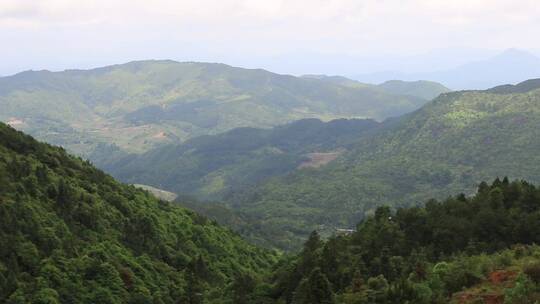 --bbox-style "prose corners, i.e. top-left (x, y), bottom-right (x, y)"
top-left (354, 49), bottom-right (540, 89)
top-left (96, 77), bottom-right (540, 250)
top-left (0, 121), bottom-right (277, 302)
top-left (128, 78), bottom-right (540, 250)
top-left (0, 61), bottom-right (444, 159)
top-left (226, 78), bottom-right (540, 249)
top-left (302, 75), bottom-right (450, 100)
